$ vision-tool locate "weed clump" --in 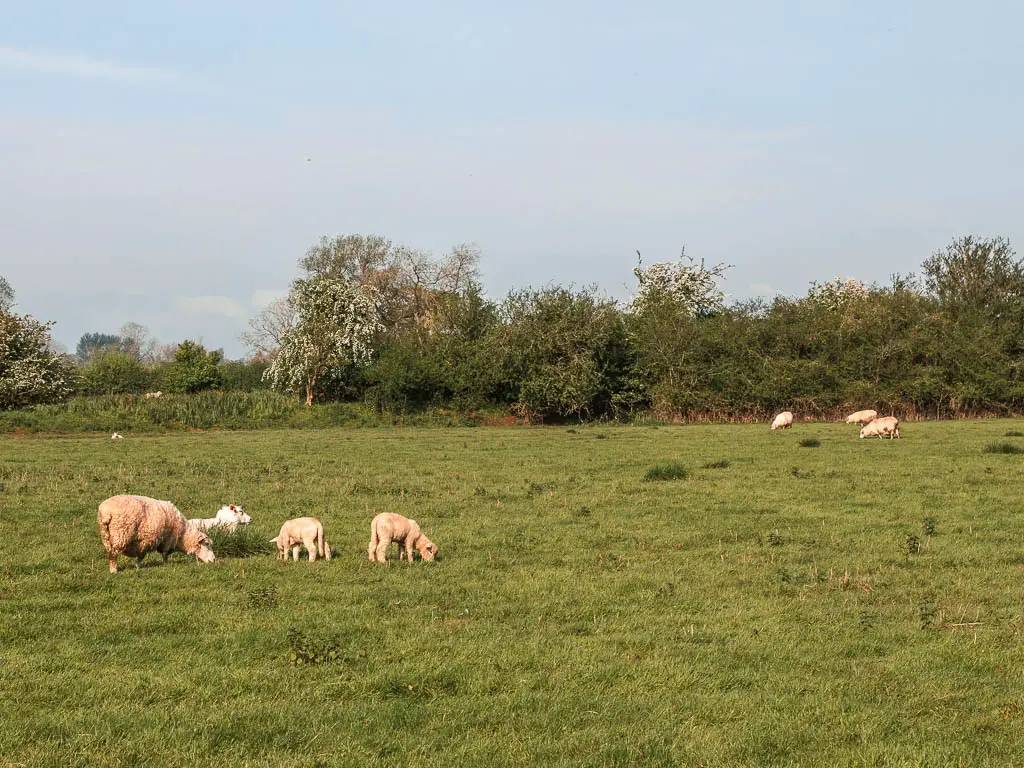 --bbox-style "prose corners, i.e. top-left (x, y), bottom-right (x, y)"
top-left (246, 585), bottom-right (278, 610)
top-left (701, 459), bottom-right (730, 469)
top-left (984, 442), bottom-right (1024, 455)
top-left (205, 526), bottom-right (276, 558)
top-left (644, 462), bottom-right (688, 481)
top-left (287, 628), bottom-right (339, 666)
top-left (798, 438), bottom-right (821, 448)
top-left (922, 516), bottom-right (937, 536)
top-left (1005, 430), bottom-right (1024, 437)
